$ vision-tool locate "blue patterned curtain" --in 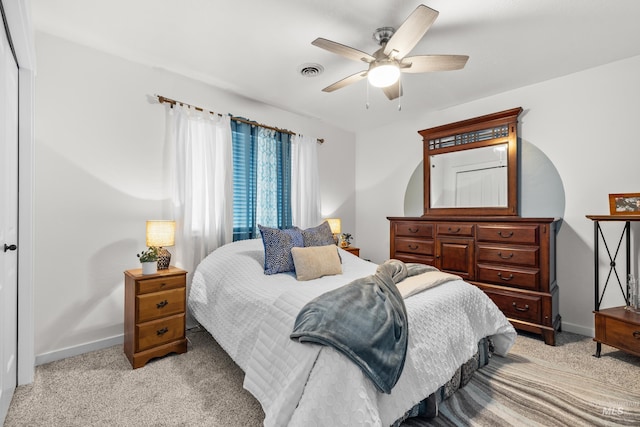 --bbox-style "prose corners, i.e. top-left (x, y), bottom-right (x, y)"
top-left (231, 120), bottom-right (292, 241)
